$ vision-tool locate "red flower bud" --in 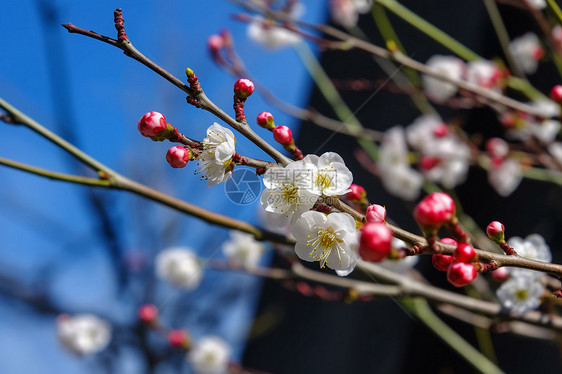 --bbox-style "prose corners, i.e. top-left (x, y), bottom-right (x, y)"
top-left (359, 223), bottom-right (393, 263)
top-left (453, 243), bottom-right (477, 263)
top-left (491, 267), bottom-right (509, 281)
top-left (550, 85), bottom-right (562, 104)
top-left (365, 204), bottom-right (386, 223)
top-left (272, 125), bottom-right (293, 145)
top-left (166, 146), bottom-right (191, 168)
top-left (168, 330), bottom-right (190, 349)
top-left (486, 137), bottom-right (509, 159)
top-left (440, 237), bottom-right (458, 247)
top-left (138, 304), bottom-right (158, 325)
top-left (256, 111), bottom-right (275, 129)
top-left (234, 78), bottom-right (254, 99)
top-left (447, 262), bottom-right (477, 287)
top-left (413, 192), bottom-right (456, 228)
top-left (419, 157), bottom-right (441, 171)
top-left (432, 123), bottom-right (449, 138)
top-left (486, 221), bottom-right (505, 243)
top-left (138, 111), bottom-right (167, 138)
top-left (432, 254), bottom-right (454, 271)
top-left (207, 34), bottom-right (223, 52)
top-left (345, 184), bottom-right (366, 202)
